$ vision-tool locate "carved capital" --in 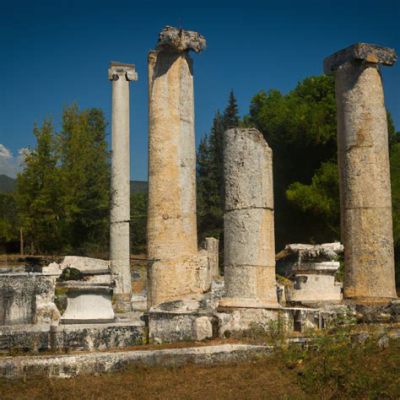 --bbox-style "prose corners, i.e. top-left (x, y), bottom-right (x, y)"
top-left (108, 62), bottom-right (138, 81)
